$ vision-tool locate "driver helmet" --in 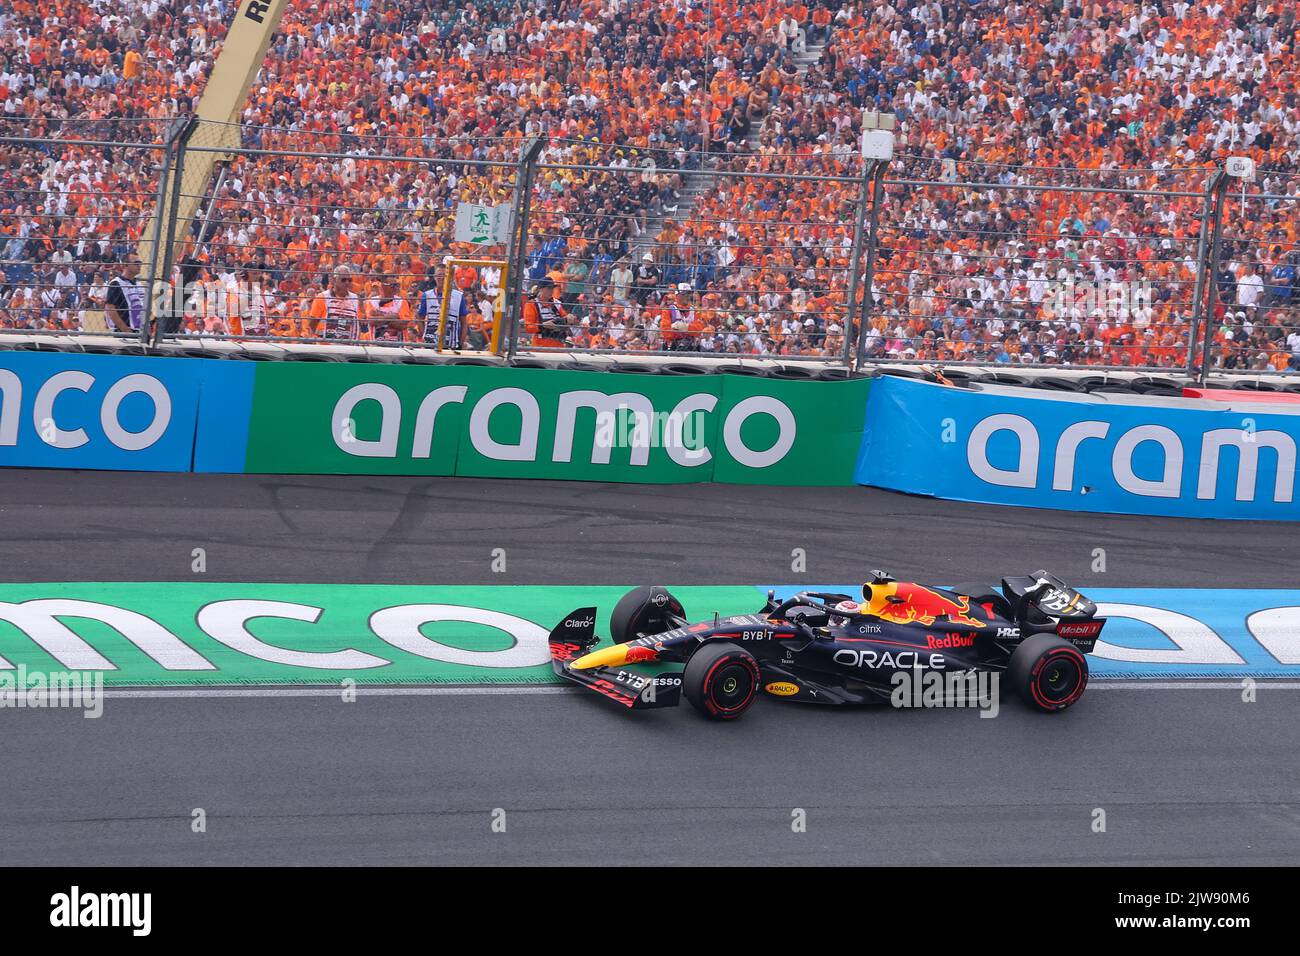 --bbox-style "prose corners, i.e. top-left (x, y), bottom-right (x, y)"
top-left (830, 599), bottom-right (861, 627)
